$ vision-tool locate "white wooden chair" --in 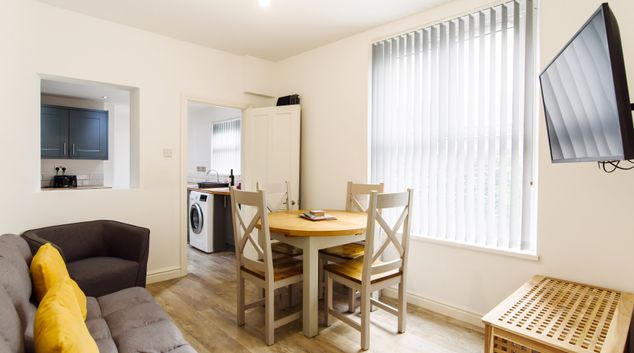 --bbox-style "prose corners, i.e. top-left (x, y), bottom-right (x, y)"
top-left (229, 187), bottom-right (303, 345)
top-left (319, 181), bottom-right (384, 311)
top-left (257, 181), bottom-right (303, 258)
top-left (256, 181), bottom-right (301, 307)
top-left (324, 189), bottom-right (413, 351)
